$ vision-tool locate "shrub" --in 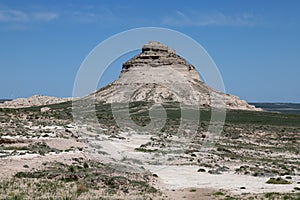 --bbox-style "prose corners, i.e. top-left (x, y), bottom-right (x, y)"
top-left (266, 177), bottom-right (291, 184)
